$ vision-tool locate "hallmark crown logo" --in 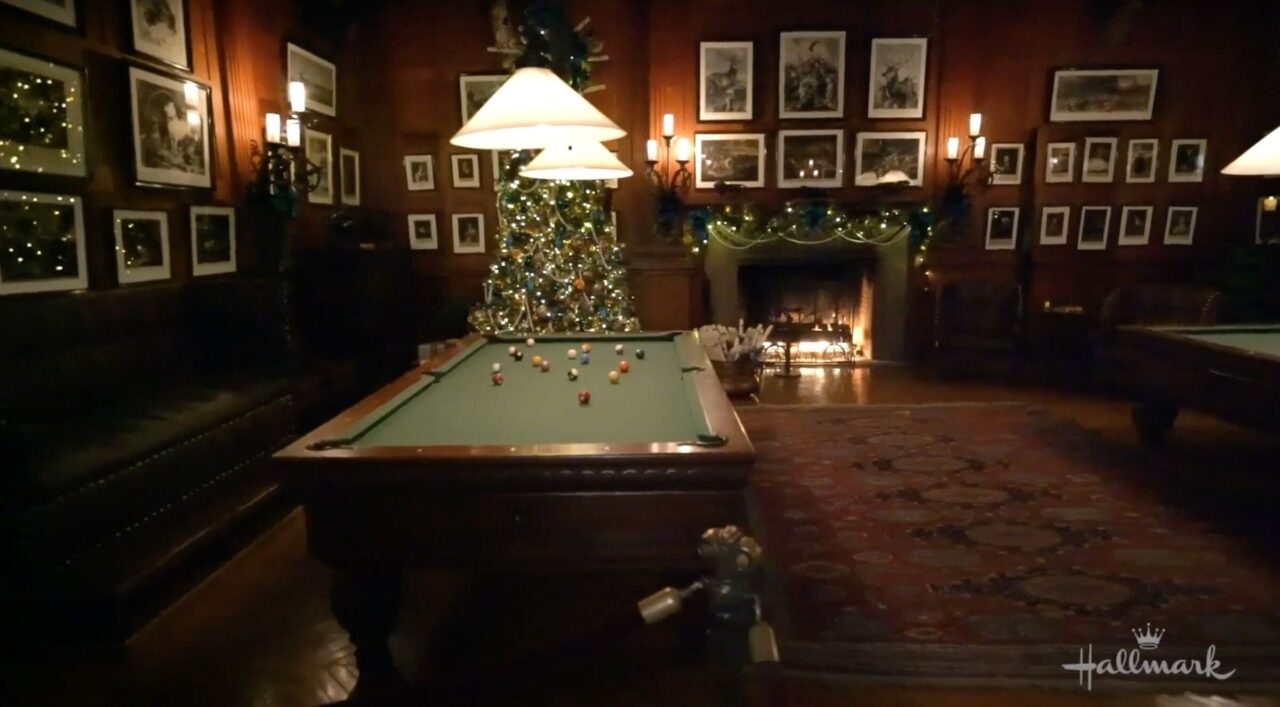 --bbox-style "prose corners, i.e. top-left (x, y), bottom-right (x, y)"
top-left (1131, 623), bottom-right (1166, 650)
